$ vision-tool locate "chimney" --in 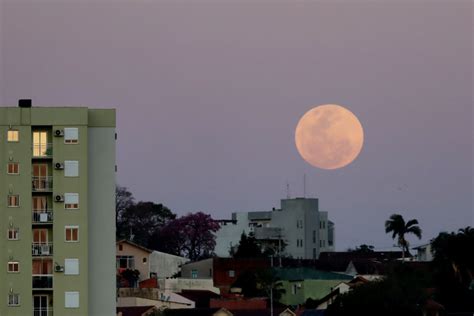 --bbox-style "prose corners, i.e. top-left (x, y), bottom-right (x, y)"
top-left (18, 99), bottom-right (32, 108)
